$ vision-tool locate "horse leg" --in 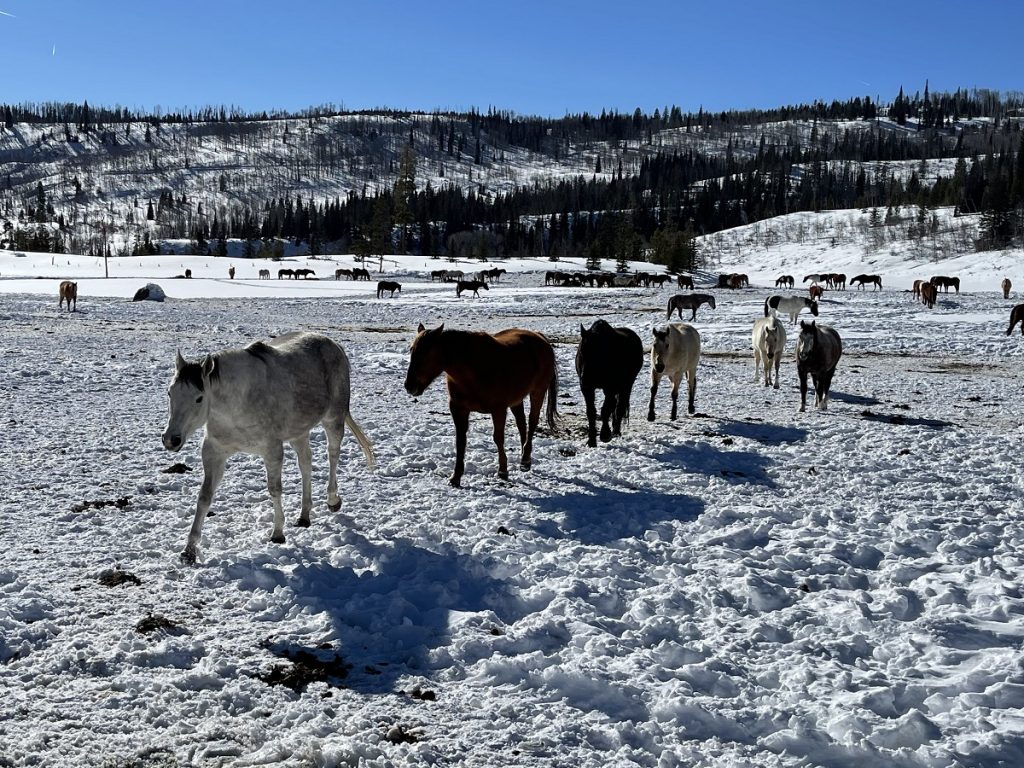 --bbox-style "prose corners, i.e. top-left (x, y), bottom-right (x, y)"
top-left (492, 410), bottom-right (509, 480)
top-left (323, 418), bottom-right (343, 512)
top-left (753, 349), bottom-right (762, 384)
top-left (818, 369), bottom-right (836, 411)
top-left (582, 386), bottom-right (599, 447)
top-left (669, 375), bottom-right (680, 421)
top-left (686, 368), bottom-right (697, 415)
top-left (182, 439), bottom-right (229, 564)
top-left (647, 373), bottom-right (662, 421)
top-left (290, 435), bottom-right (314, 527)
top-left (773, 355), bottom-right (782, 390)
top-left (449, 404), bottom-right (469, 487)
top-left (798, 368), bottom-right (809, 412)
top-left (263, 442), bottom-right (287, 543)
top-left (611, 388), bottom-right (630, 438)
top-left (522, 390), bottom-right (544, 471)
top-left (599, 390), bottom-right (616, 442)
